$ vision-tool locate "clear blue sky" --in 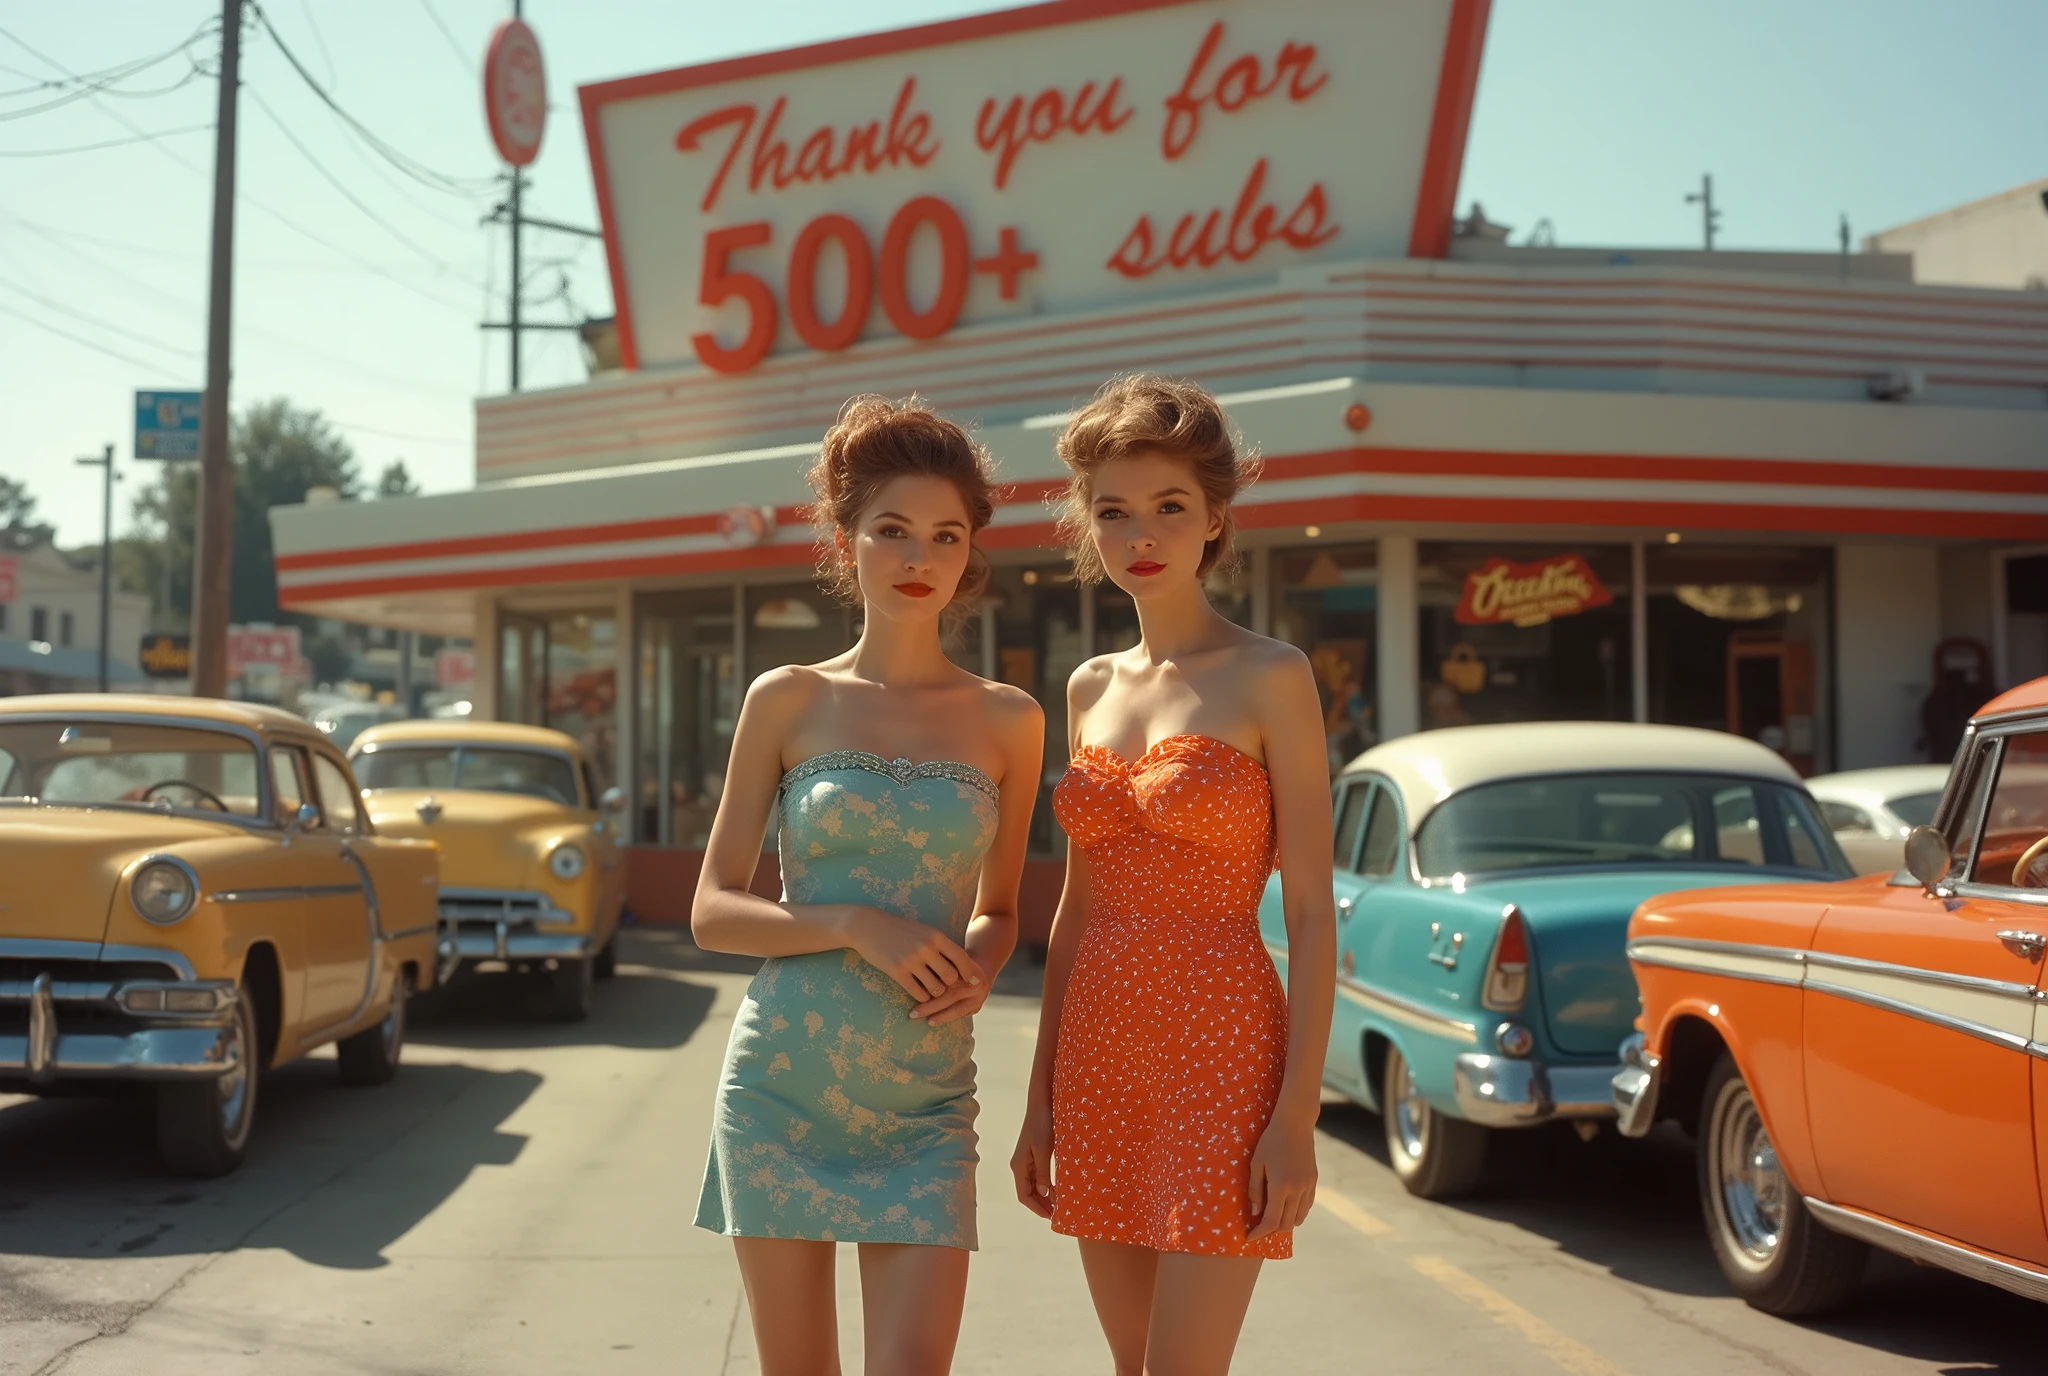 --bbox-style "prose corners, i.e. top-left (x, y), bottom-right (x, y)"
top-left (3, 0), bottom-right (2040, 548)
